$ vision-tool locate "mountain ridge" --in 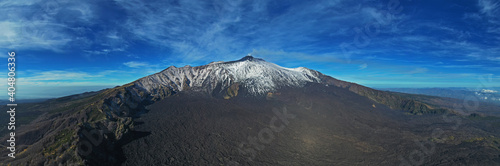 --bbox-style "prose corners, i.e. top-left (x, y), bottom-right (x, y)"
top-left (133, 55), bottom-right (322, 96)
